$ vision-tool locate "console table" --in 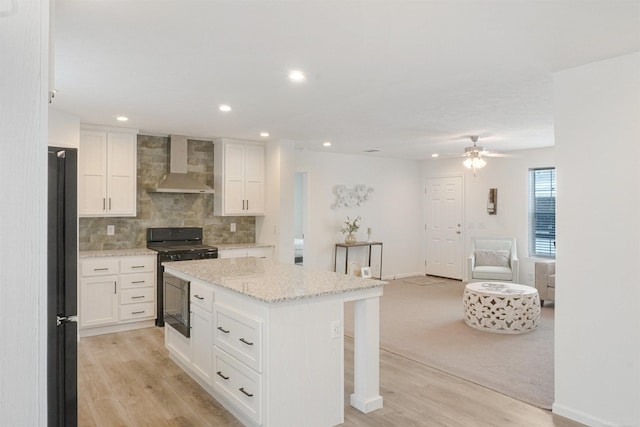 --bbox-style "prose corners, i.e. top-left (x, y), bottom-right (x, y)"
top-left (334, 241), bottom-right (383, 280)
